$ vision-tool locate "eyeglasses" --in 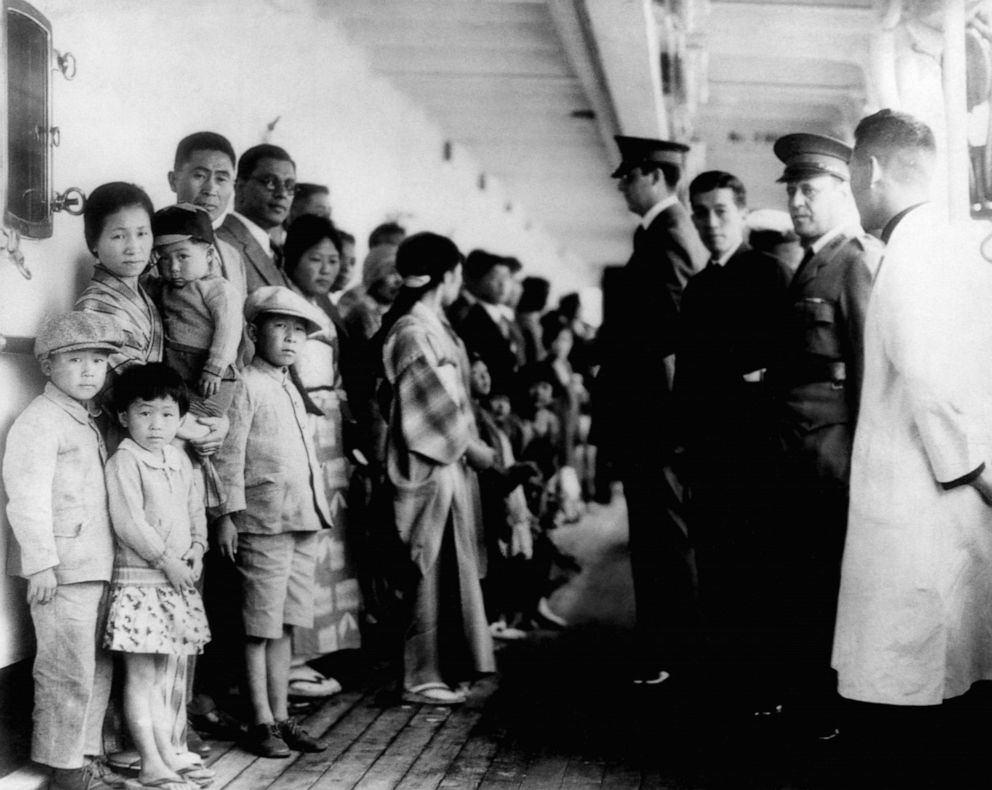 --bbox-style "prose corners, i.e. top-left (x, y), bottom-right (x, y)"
top-left (249, 175), bottom-right (296, 195)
